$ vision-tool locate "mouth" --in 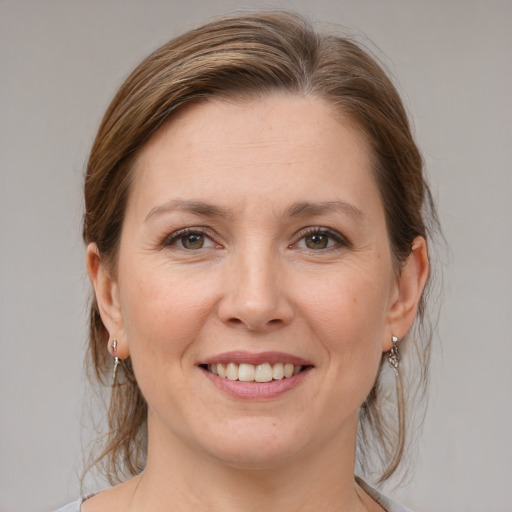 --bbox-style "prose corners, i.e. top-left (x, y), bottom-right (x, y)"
top-left (201, 362), bottom-right (310, 382)
top-left (199, 351), bottom-right (313, 382)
